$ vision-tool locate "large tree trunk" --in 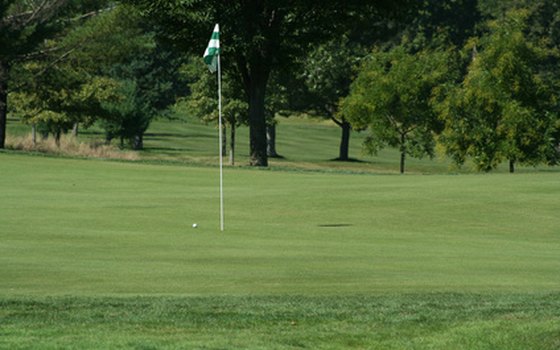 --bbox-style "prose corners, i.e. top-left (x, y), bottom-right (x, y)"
top-left (509, 159), bottom-right (515, 173)
top-left (0, 61), bottom-right (8, 149)
top-left (236, 46), bottom-right (271, 167)
top-left (338, 120), bottom-right (351, 161)
top-left (331, 116), bottom-right (352, 161)
top-left (267, 123), bottom-right (281, 158)
top-left (248, 76), bottom-right (268, 166)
